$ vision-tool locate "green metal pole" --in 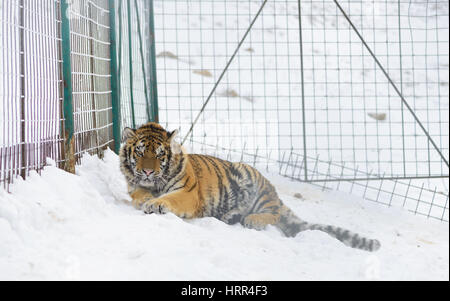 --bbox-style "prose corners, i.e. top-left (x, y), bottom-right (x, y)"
top-left (60, 0), bottom-right (75, 172)
top-left (127, 0), bottom-right (136, 128)
top-left (148, 0), bottom-right (159, 122)
top-left (109, 0), bottom-right (121, 153)
top-left (133, 0), bottom-right (151, 122)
